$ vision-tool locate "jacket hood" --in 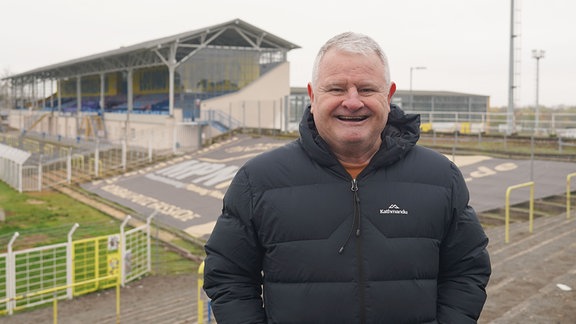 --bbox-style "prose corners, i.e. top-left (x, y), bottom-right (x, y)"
top-left (299, 103), bottom-right (420, 170)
